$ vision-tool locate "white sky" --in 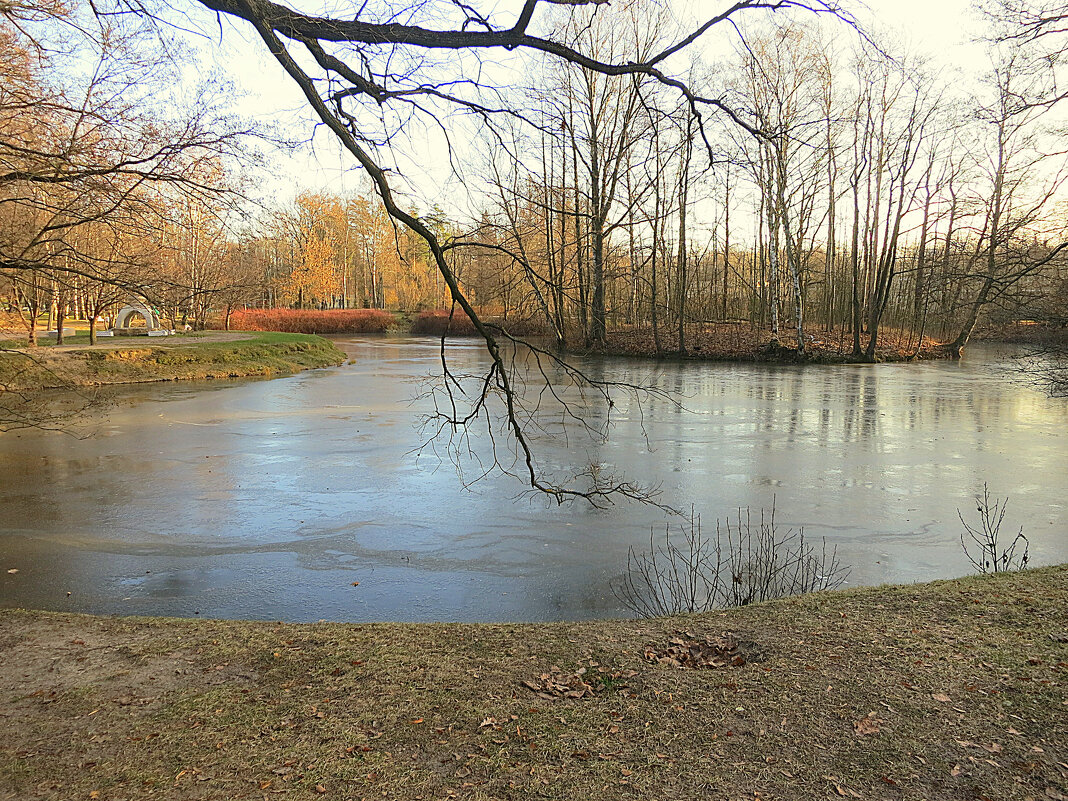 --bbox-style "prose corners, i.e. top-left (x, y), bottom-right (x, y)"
top-left (194, 0), bottom-right (994, 212)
